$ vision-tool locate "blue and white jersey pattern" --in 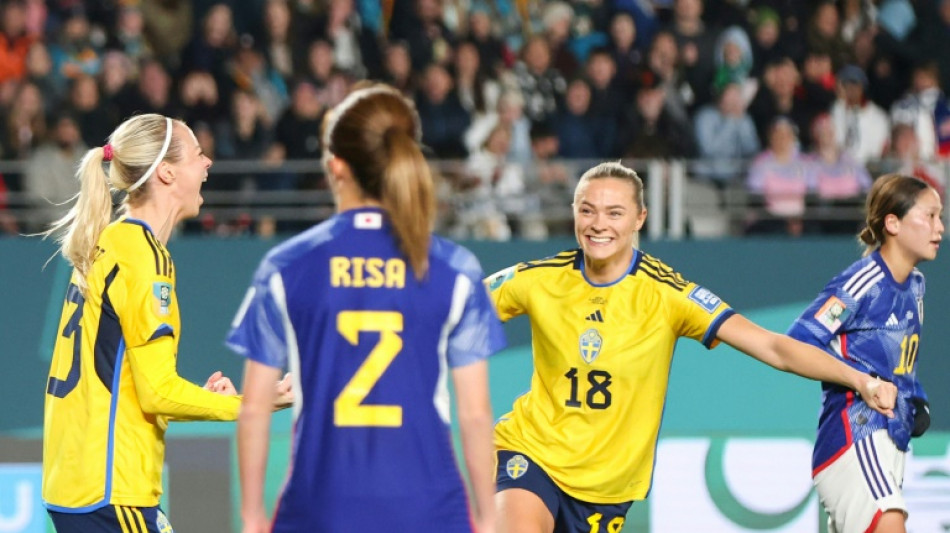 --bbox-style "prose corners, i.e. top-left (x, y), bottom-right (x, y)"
top-left (227, 207), bottom-right (506, 532)
top-left (787, 250), bottom-right (928, 474)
